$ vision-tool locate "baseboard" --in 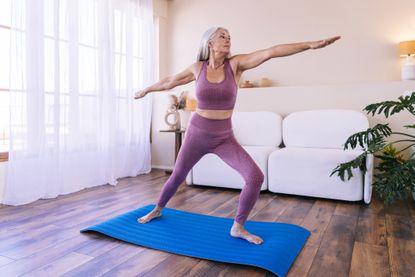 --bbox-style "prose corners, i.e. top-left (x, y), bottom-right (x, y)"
top-left (151, 165), bottom-right (174, 171)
